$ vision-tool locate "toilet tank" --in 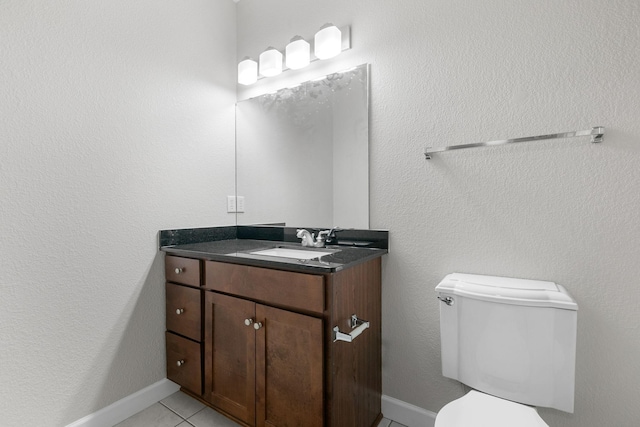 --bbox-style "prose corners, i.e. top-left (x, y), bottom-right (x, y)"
top-left (436, 273), bottom-right (578, 413)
